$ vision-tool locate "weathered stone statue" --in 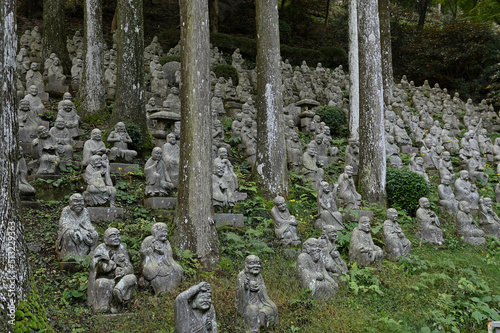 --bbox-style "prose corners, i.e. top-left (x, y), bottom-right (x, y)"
top-left (319, 225), bottom-right (348, 281)
top-left (32, 125), bottom-right (60, 174)
top-left (286, 132), bottom-right (303, 169)
top-left (213, 147), bottom-right (238, 198)
top-left (107, 122), bottom-right (138, 162)
top-left (349, 216), bottom-right (383, 268)
top-left (144, 147), bottom-right (174, 197)
top-left (270, 196), bottom-right (301, 246)
top-left (297, 238), bottom-right (338, 299)
top-left (87, 228), bottom-right (137, 313)
top-left (478, 197), bottom-right (500, 237)
top-left (83, 155), bottom-right (117, 207)
top-left (416, 197), bottom-right (444, 244)
top-left (345, 138), bottom-right (359, 175)
top-left (386, 135), bottom-right (403, 169)
top-left (162, 133), bottom-right (180, 187)
top-left (438, 175), bottom-right (458, 214)
top-left (57, 99), bottom-right (80, 138)
top-left (456, 201), bottom-right (486, 245)
top-left (82, 128), bottom-right (110, 167)
top-left (25, 62), bottom-right (44, 93)
top-left (140, 223), bottom-right (183, 294)
top-left (174, 282), bottom-right (217, 333)
top-left (337, 165), bottom-right (362, 210)
top-left (316, 181), bottom-right (343, 230)
top-left (47, 57), bottom-right (66, 85)
top-left (56, 194), bottom-right (98, 262)
top-left (18, 147), bottom-right (36, 199)
top-left (454, 170), bottom-right (474, 206)
top-left (235, 255), bottom-right (278, 332)
top-left (24, 85), bottom-right (45, 116)
top-left (467, 151), bottom-right (488, 183)
top-left (18, 98), bottom-right (42, 143)
top-left (438, 151), bottom-right (455, 182)
top-left (212, 161), bottom-right (235, 212)
top-left (301, 142), bottom-right (321, 181)
top-left (383, 208), bottom-right (411, 261)
top-left (409, 153), bottom-right (430, 183)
